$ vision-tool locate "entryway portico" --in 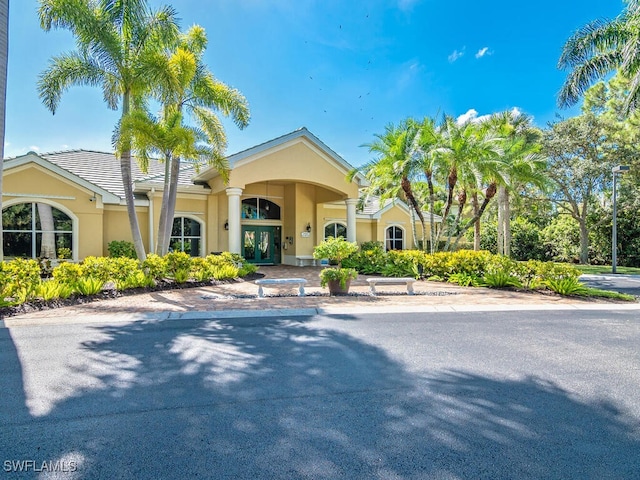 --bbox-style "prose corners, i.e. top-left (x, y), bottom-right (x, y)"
top-left (195, 128), bottom-right (363, 265)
